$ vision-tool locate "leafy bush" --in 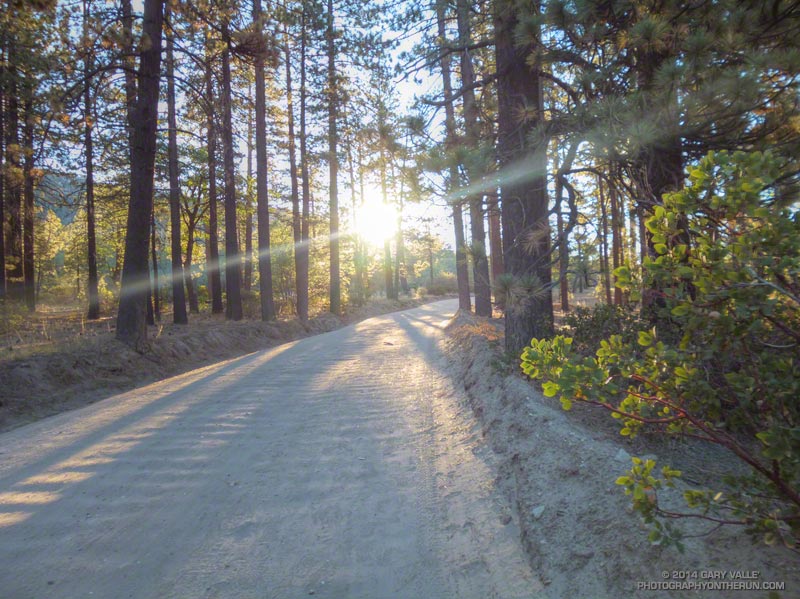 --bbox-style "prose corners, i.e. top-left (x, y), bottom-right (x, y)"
top-left (427, 273), bottom-right (458, 296)
top-left (562, 303), bottom-right (643, 357)
top-left (521, 151), bottom-right (800, 551)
